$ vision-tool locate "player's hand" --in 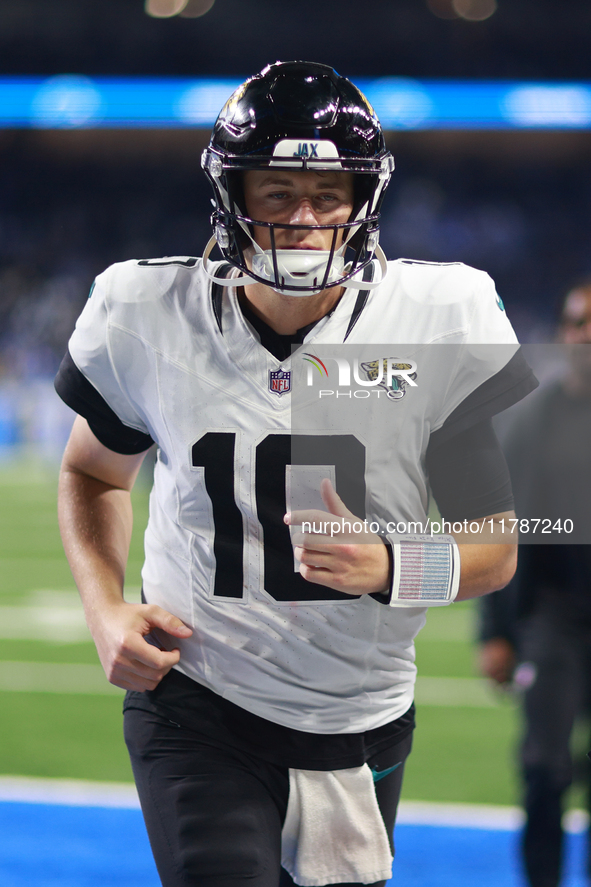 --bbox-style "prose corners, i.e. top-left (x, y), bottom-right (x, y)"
top-left (284, 478), bottom-right (390, 596)
top-left (87, 600), bottom-right (193, 692)
top-left (477, 637), bottom-right (516, 685)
